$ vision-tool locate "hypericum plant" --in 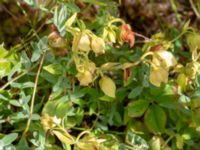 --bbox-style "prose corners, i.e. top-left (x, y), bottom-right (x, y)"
top-left (0, 1), bottom-right (200, 150)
